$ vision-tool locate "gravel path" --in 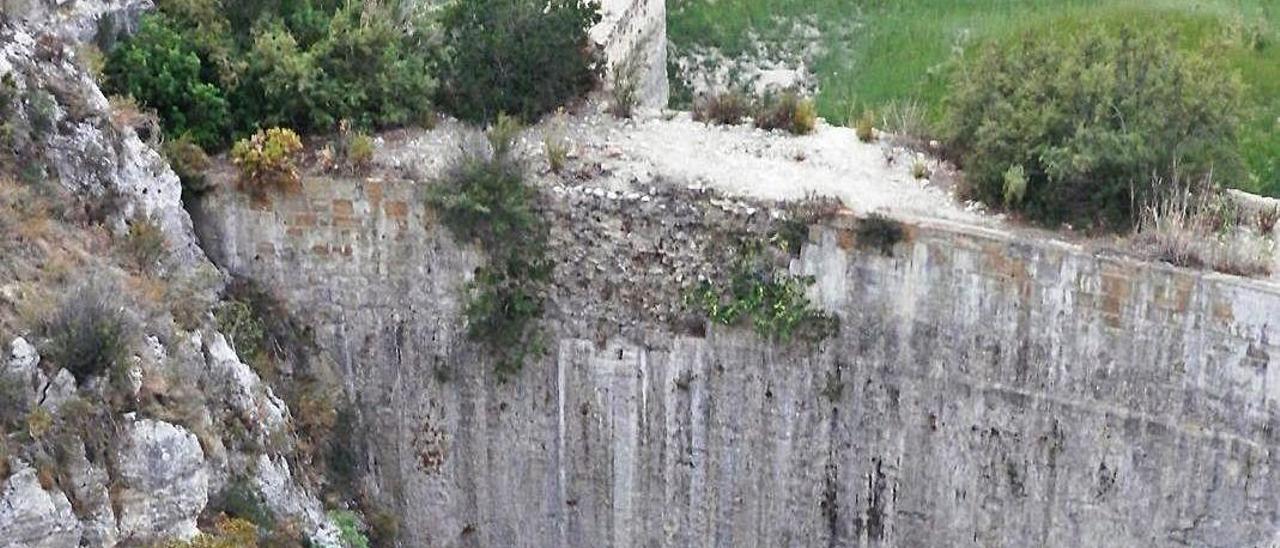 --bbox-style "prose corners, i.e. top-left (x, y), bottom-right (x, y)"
top-left (560, 112), bottom-right (999, 227)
